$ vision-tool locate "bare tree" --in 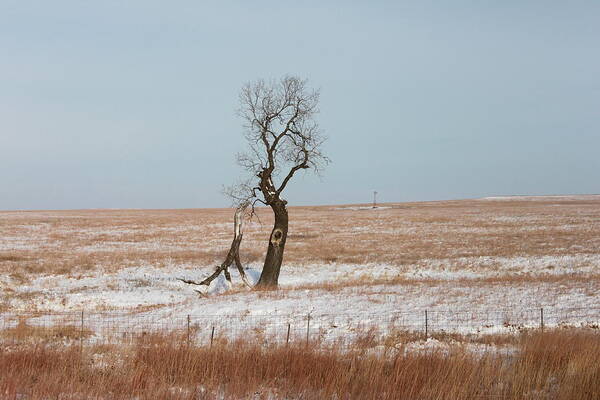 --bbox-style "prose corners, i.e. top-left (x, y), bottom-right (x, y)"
top-left (179, 76), bottom-right (327, 292)
top-left (231, 76), bottom-right (329, 288)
